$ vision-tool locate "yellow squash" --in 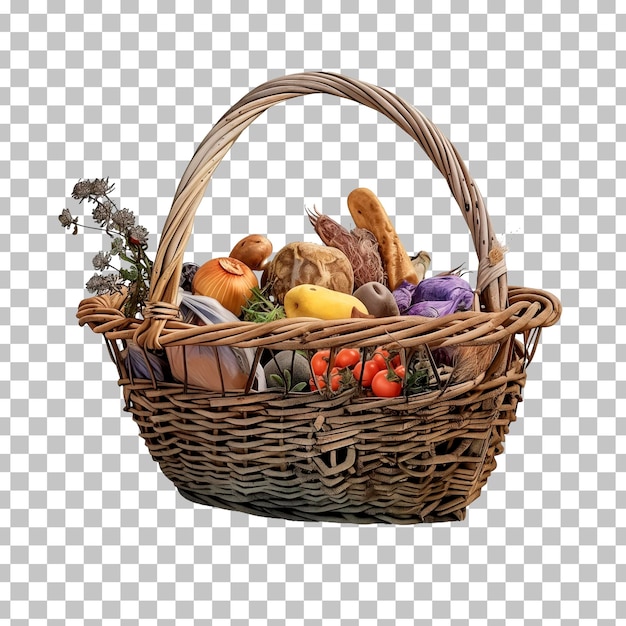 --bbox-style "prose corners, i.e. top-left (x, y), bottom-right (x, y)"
top-left (284, 284), bottom-right (369, 320)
